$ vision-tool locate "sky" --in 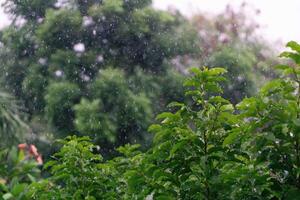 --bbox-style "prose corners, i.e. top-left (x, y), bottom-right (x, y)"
top-left (0, 0), bottom-right (299, 44)
top-left (152, 0), bottom-right (300, 44)
top-left (0, 0), bottom-right (9, 29)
